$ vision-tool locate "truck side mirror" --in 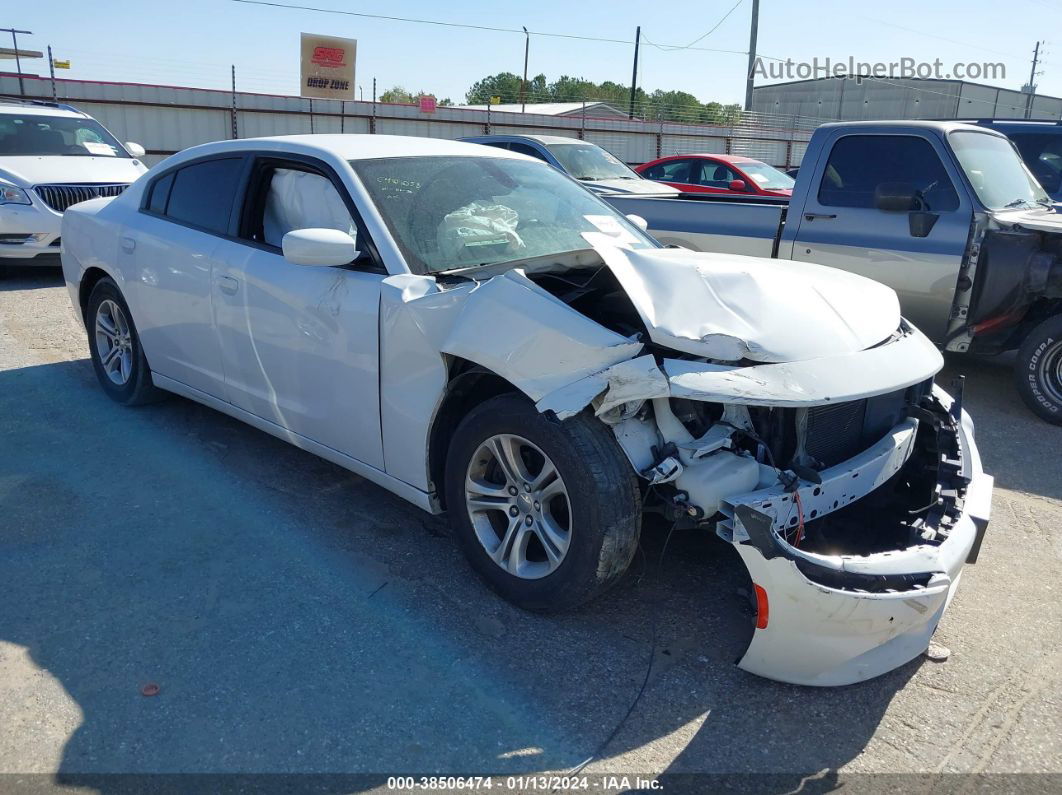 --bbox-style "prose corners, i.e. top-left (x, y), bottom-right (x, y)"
top-left (874, 182), bottom-right (920, 212)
